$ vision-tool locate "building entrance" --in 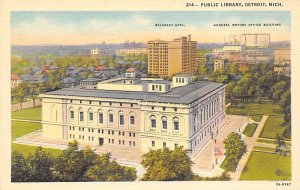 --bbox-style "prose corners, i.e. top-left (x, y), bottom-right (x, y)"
top-left (99, 138), bottom-right (104, 146)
